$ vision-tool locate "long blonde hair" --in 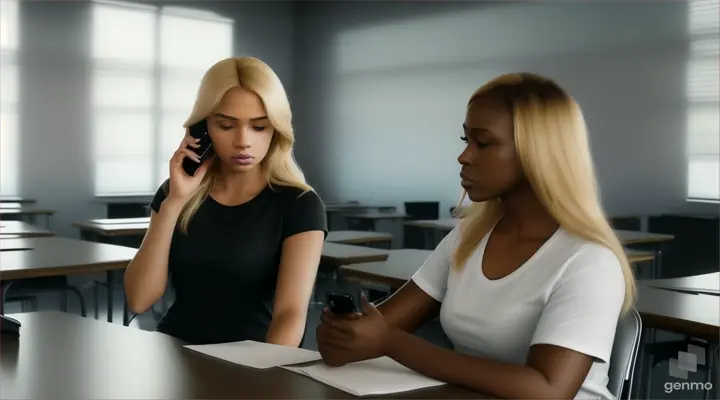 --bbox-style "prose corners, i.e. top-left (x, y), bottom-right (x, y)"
top-left (176, 57), bottom-right (311, 232)
top-left (453, 73), bottom-right (636, 314)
